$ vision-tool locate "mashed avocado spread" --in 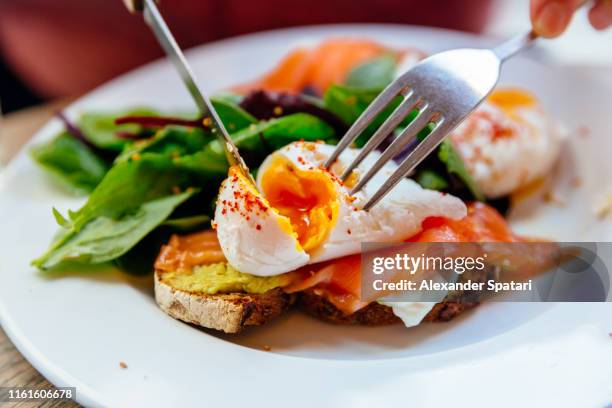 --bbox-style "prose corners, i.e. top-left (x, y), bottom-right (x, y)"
top-left (163, 263), bottom-right (290, 295)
